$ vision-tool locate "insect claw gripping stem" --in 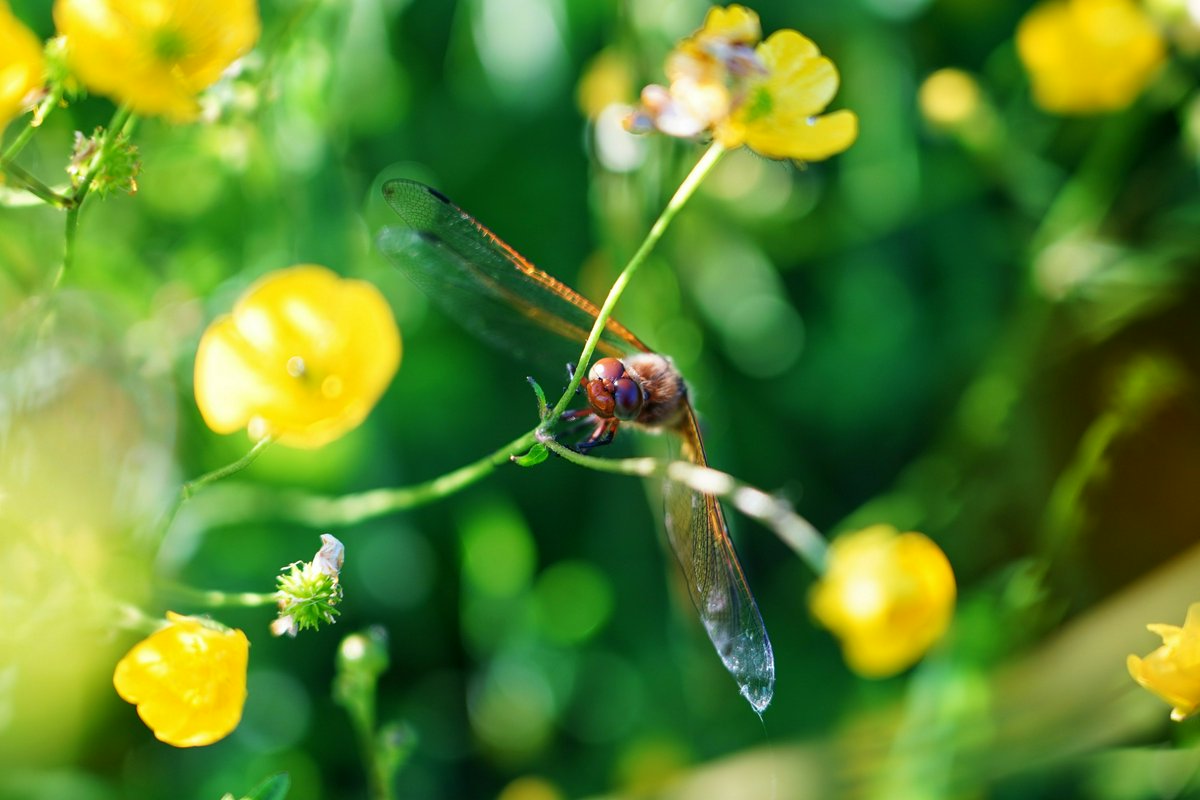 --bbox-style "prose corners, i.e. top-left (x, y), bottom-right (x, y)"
top-left (574, 418), bottom-right (618, 453)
